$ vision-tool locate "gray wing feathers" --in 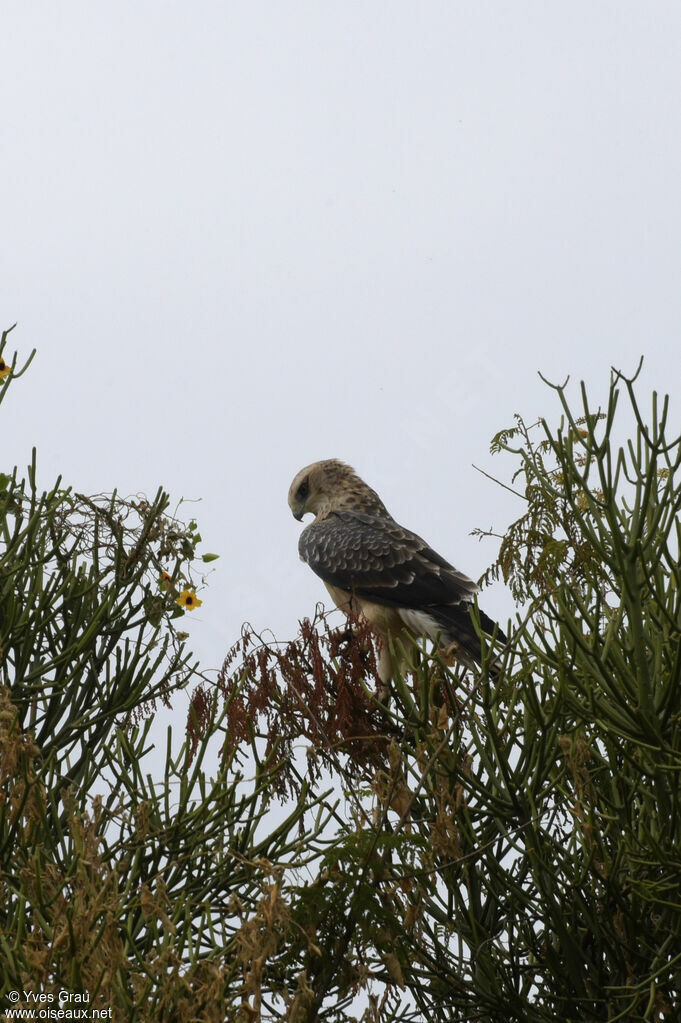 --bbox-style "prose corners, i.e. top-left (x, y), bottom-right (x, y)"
top-left (299, 510), bottom-right (479, 610)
